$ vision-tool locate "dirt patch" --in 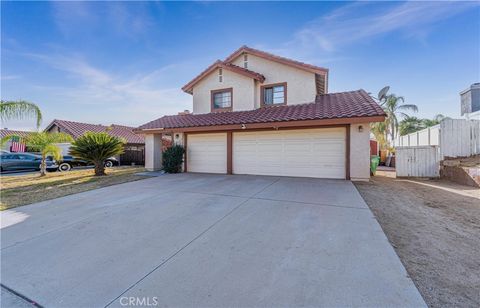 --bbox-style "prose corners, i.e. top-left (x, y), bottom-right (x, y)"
top-left (355, 176), bottom-right (480, 308)
top-left (0, 166), bottom-right (149, 210)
